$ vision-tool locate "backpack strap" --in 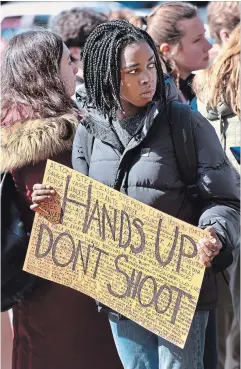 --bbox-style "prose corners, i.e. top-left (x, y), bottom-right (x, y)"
top-left (167, 101), bottom-right (199, 198)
